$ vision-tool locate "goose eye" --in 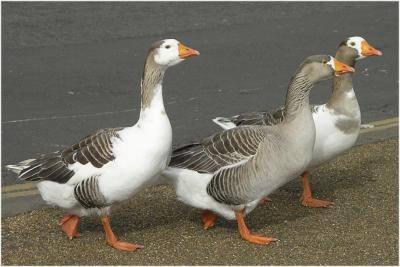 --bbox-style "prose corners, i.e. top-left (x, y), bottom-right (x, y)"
top-left (165, 45), bottom-right (171, 49)
top-left (322, 60), bottom-right (327, 64)
top-left (350, 42), bottom-right (356, 46)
